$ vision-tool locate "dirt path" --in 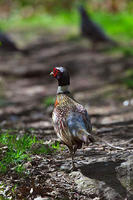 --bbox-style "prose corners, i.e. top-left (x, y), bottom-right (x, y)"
top-left (0, 33), bottom-right (133, 200)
